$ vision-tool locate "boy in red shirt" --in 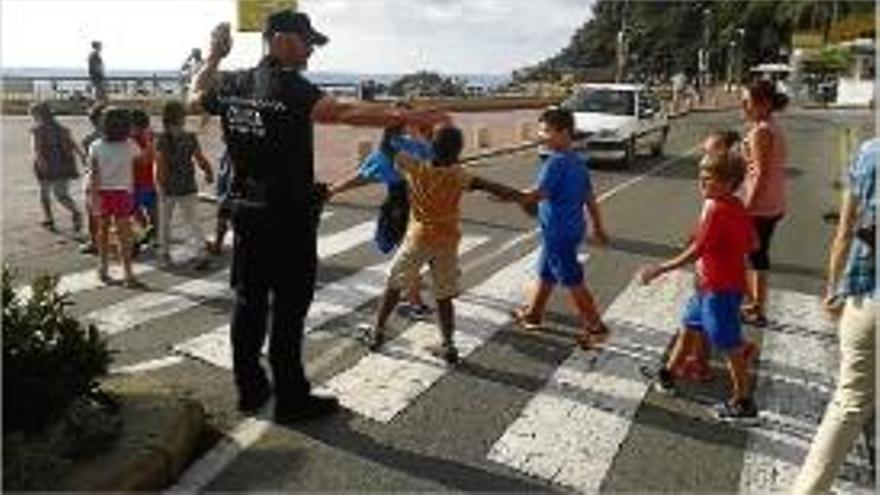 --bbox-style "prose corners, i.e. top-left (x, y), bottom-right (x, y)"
top-left (639, 151), bottom-right (759, 422)
top-left (131, 109), bottom-right (158, 252)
